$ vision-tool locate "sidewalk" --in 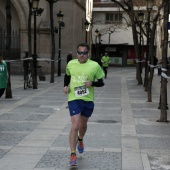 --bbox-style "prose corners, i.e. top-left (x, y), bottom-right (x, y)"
top-left (0, 67), bottom-right (170, 170)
